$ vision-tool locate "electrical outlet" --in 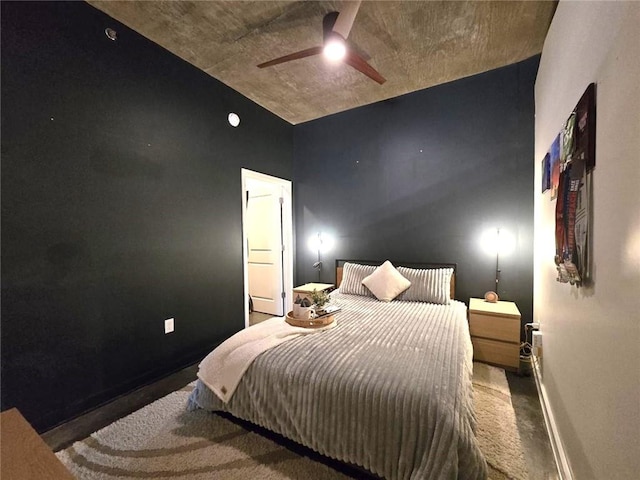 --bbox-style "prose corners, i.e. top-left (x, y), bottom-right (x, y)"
top-left (164, 318), bottom-right (175, 334)
top-left (532, 331), bottom-right (542, 356)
